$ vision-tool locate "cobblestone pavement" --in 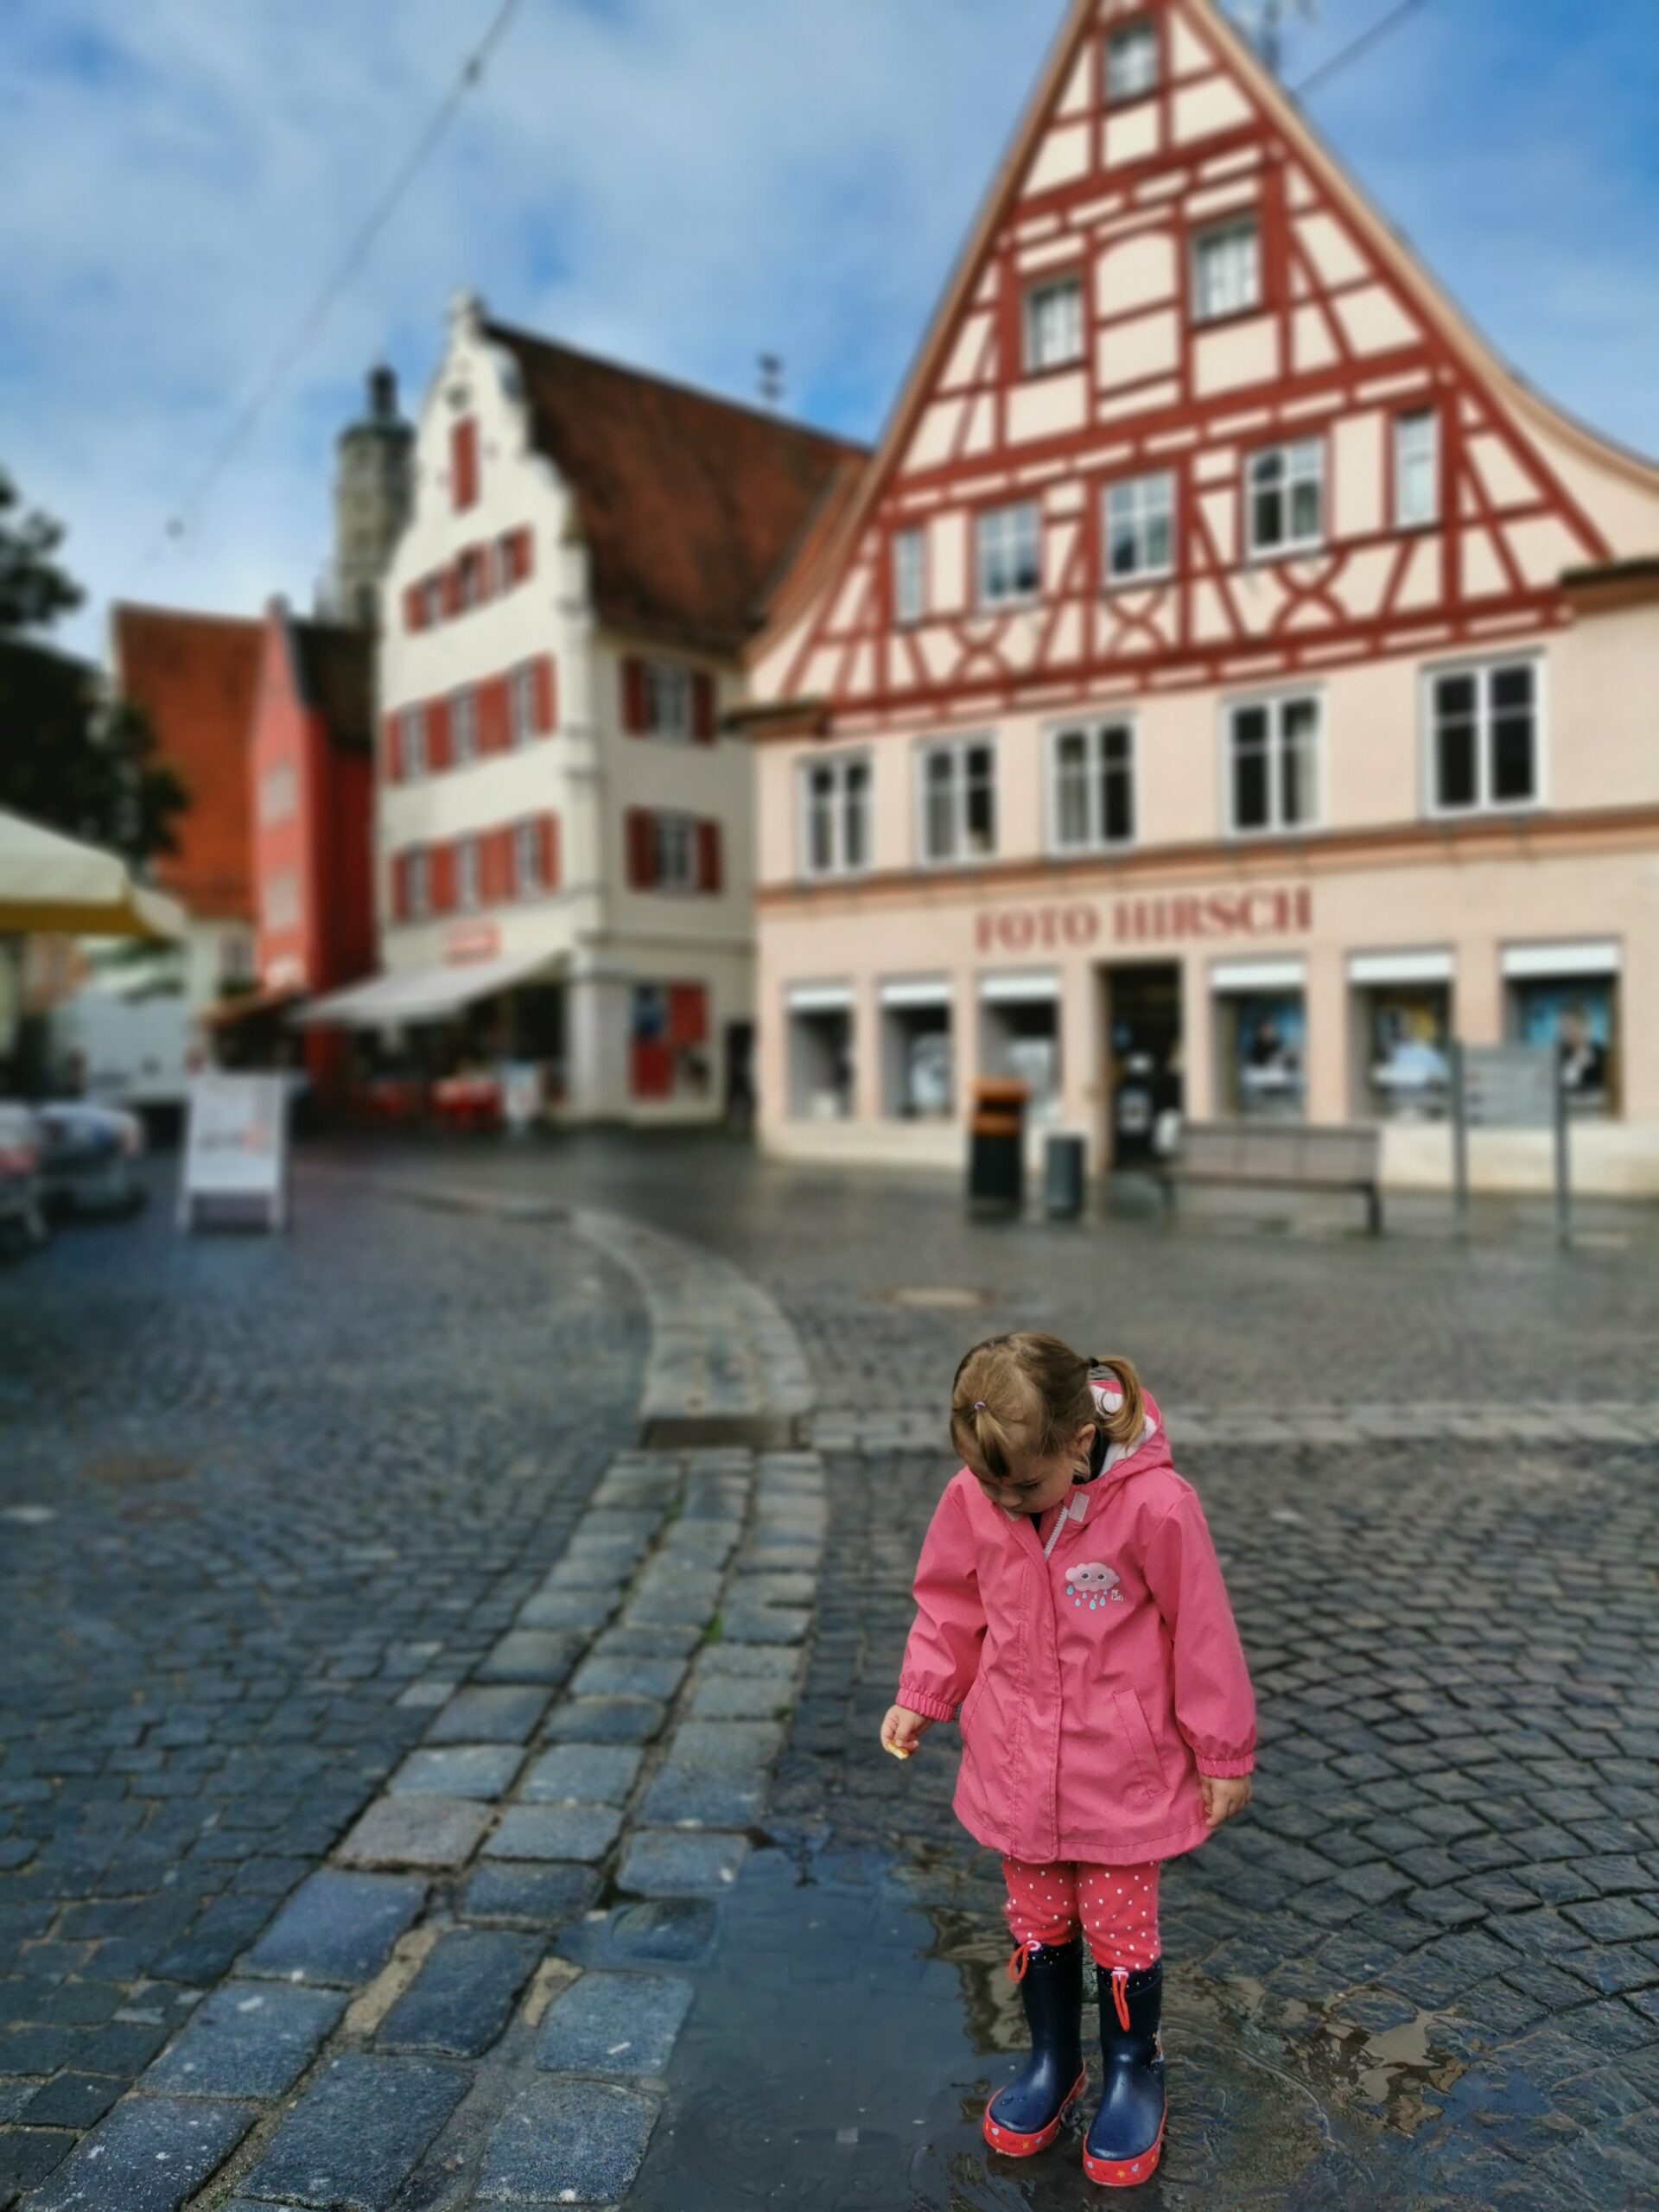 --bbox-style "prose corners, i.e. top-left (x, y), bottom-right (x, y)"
top-left (3, 1135), bottom-right (1657, 2209)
